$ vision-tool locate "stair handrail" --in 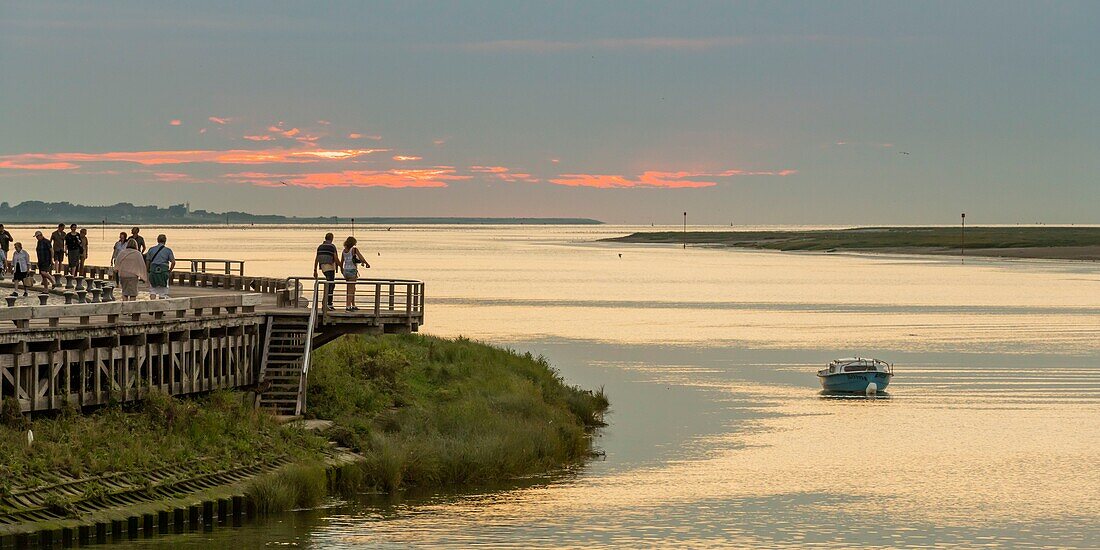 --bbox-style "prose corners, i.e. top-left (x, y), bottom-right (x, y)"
top-left (295, 278), bottom-right (323, 416)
